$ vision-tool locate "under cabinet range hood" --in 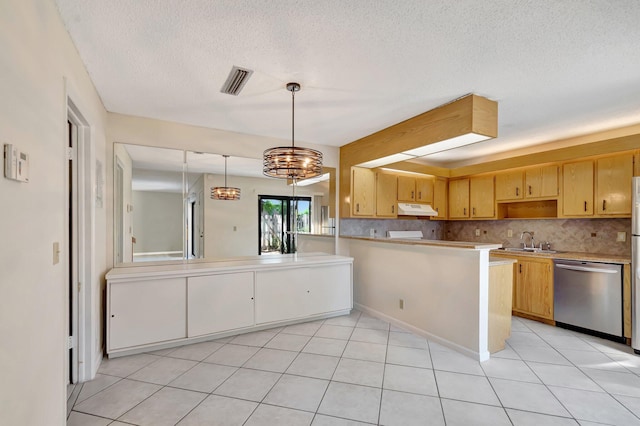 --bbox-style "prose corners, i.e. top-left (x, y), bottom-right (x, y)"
top-left (397, 203), bottom-right (438, 216)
